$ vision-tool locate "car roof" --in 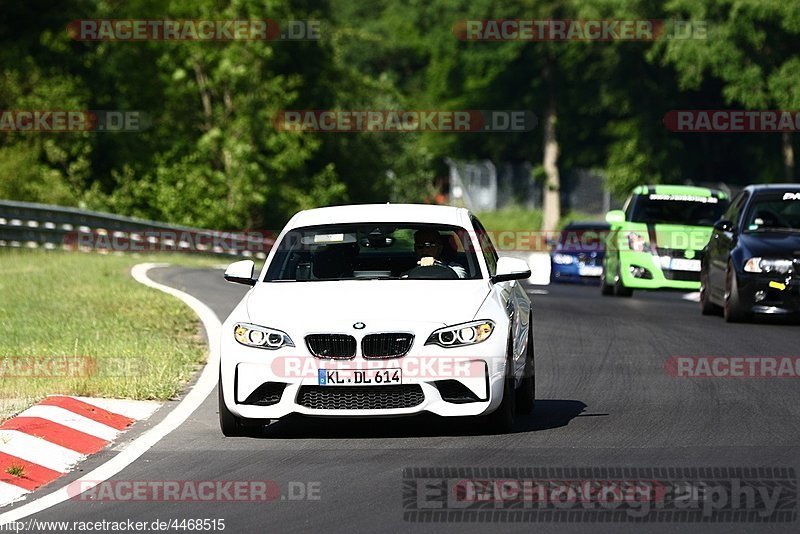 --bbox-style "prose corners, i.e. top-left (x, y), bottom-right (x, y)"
top-left (631, 184), bottom-right (727, 198)
top-left (286, 203), bottom-right (471, 228)
top-left (743, 183), bottom-right (800, 193)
